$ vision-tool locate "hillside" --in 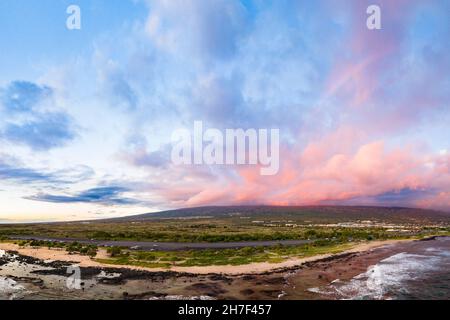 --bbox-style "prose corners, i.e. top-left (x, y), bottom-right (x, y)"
top-left (105, 206), bottom-right (450, 225)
